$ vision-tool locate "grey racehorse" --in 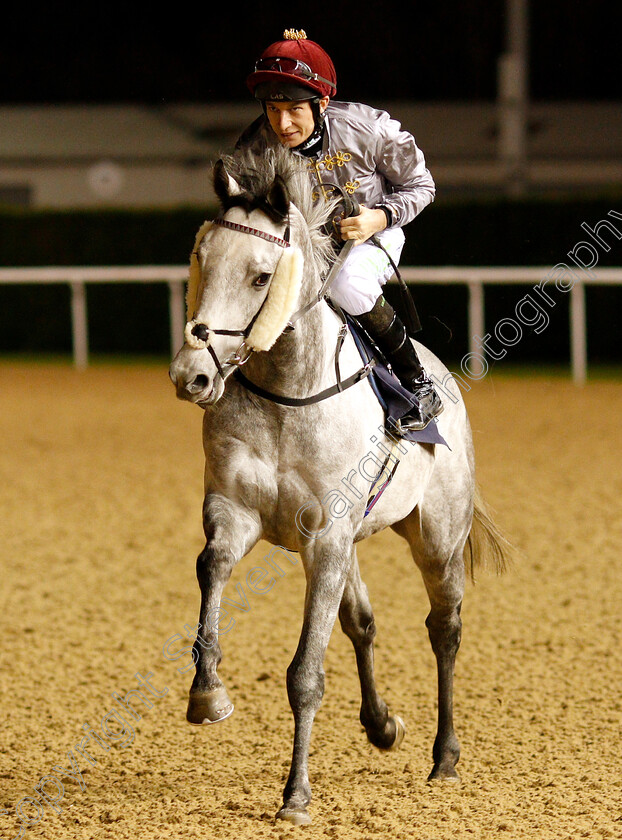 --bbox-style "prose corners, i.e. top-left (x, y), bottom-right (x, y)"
top-left (169, 147), bottom-right (509, 826)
